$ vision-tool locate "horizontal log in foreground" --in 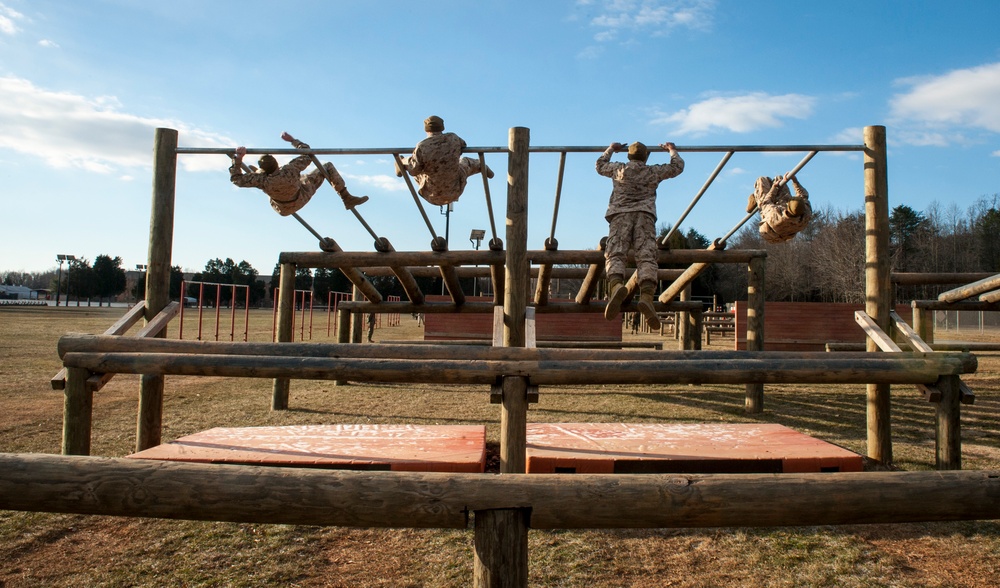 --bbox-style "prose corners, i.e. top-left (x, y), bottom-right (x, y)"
top-left (2, 453), bottom-right (998, 529)
top-left (60, 351), bottom-right (974, 386)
